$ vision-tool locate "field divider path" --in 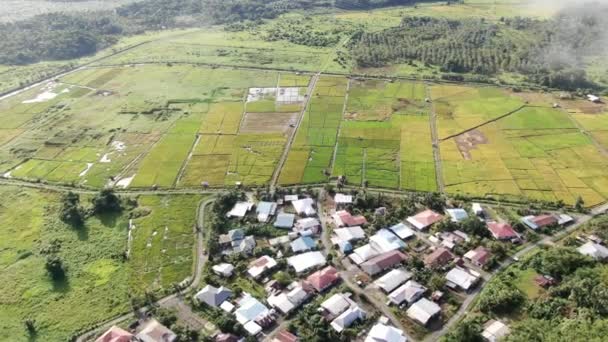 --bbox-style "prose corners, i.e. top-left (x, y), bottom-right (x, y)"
top-left (76, 197), bottom-right (216, 342)
top-left (270, 74), bottom-right (319, 191)
top-left (174, 133), bottom-right (202, 187)
top-left (426, 83), bottom-right (445, 193)
top-left (439, 104), bottom-right (531, 141)
top-left (329, 77), bottom-right (350, 175)
top-left (560, 107), bottom-right (608, 158)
